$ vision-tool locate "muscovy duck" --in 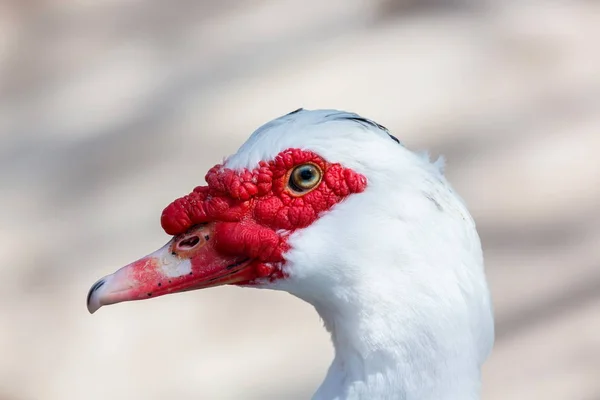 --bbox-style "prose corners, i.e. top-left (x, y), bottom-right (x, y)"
top-left (87, 109), bottom-right (494, 400)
